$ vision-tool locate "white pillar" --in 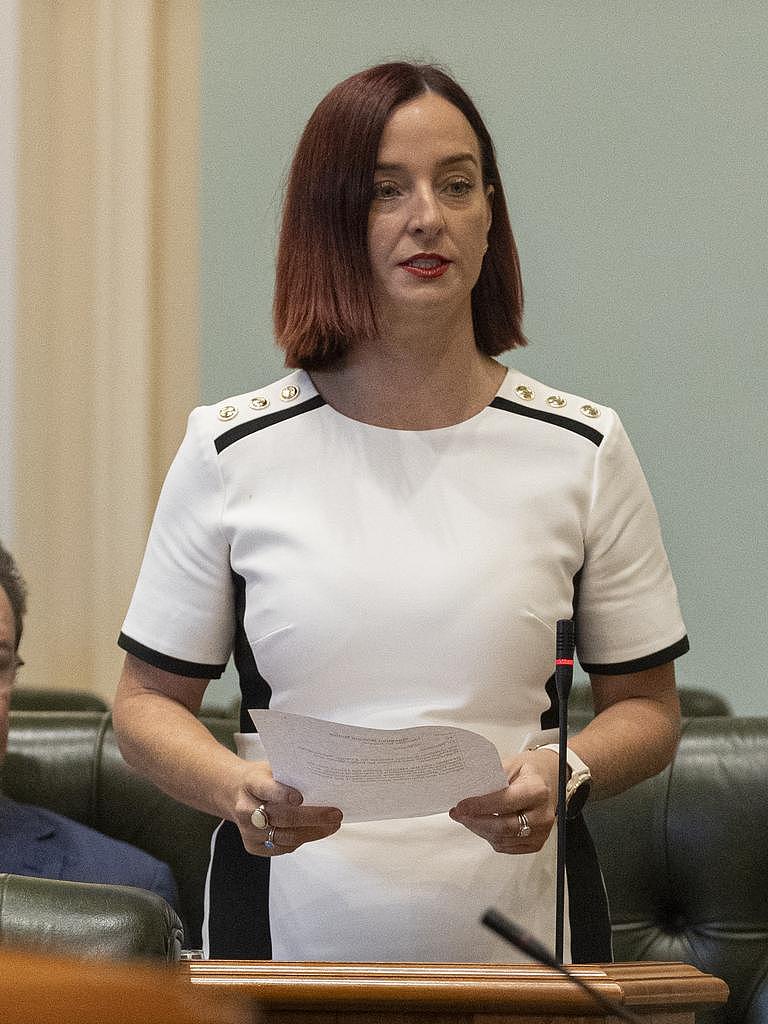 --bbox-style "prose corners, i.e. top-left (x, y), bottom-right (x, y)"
top-left (0, 0), bottom-right (18, 546)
